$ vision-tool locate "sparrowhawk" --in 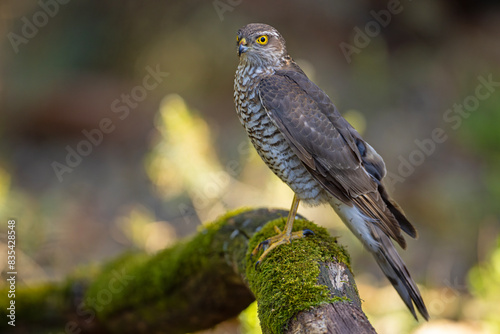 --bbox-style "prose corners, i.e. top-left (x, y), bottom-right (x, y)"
top-left (233, 23), bottom-right (429, 320)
